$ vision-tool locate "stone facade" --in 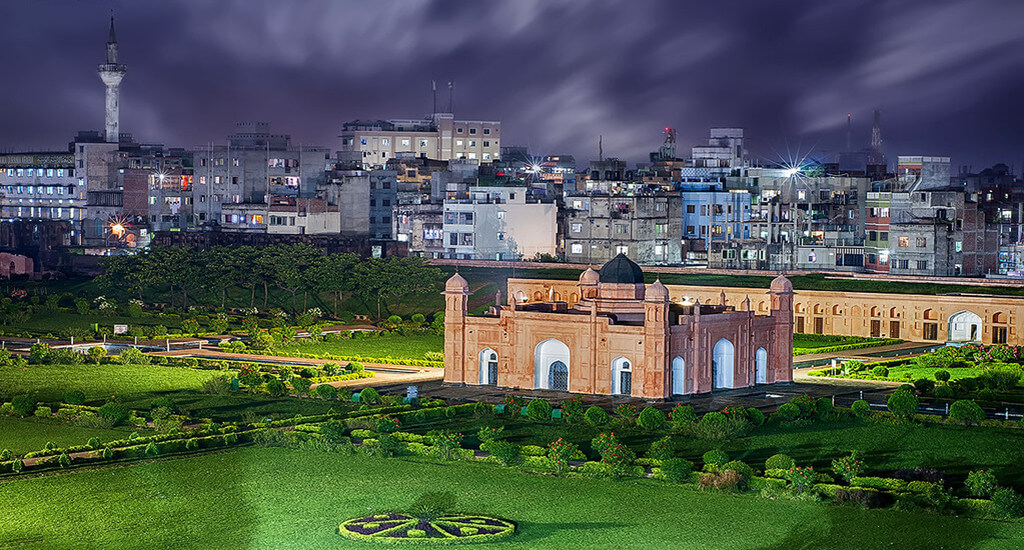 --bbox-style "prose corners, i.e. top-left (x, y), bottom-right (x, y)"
top-left (506, 278), bottom-right (1024, 346)
top-left (444, 254), bottom-right (794, 399)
